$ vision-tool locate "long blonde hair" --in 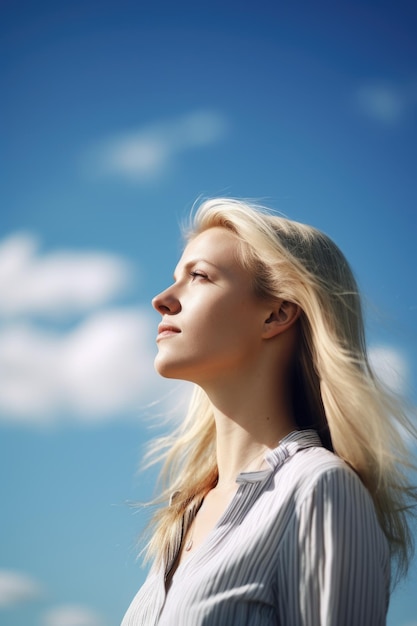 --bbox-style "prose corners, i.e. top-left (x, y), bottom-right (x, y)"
top-left (144, 198), bottom-right (416, 582)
